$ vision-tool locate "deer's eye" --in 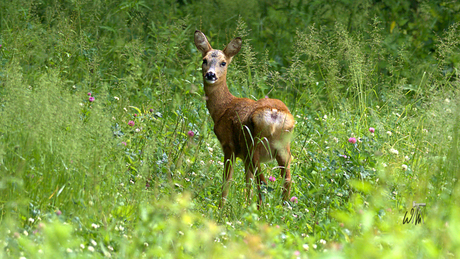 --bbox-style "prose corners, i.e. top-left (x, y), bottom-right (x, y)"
top-left (202, 59), bottom-right (207, 65)
top-left (220, 62), bottom-right (226, 67)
